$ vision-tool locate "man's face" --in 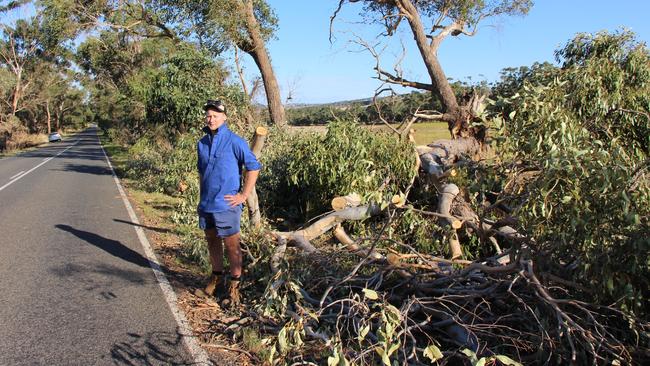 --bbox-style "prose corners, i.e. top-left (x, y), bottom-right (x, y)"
top-left (205, 108), bottom-right (226, 131)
